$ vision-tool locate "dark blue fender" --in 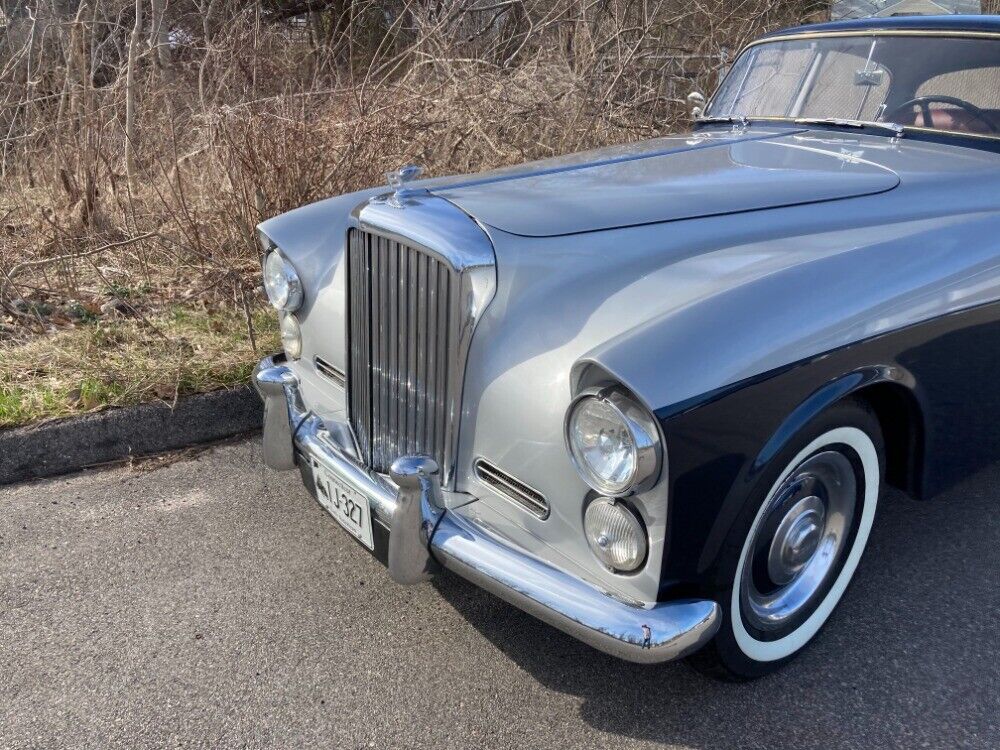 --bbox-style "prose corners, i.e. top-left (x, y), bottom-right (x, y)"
top-left (657, 300), bottom-right (1000, 598)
